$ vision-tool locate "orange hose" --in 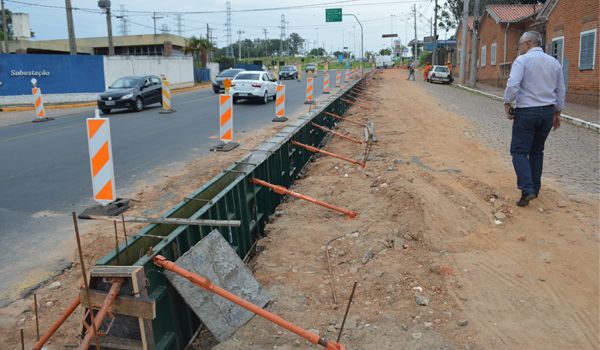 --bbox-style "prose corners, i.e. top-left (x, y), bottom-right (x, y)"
top-left (291, 140), bottom-right (366, 168)
top-left (310, 122), bottom-right (362, 144)
top-left (32, 295), bottom-right (81, 350)
top-left (152, 255), bottom-right (345, 350)
top-left (80, 278), bottom-right (123, 350)
top-left (249, 178), bottom-right (357, 218)
top-left (323, 112), bottom-right (366, 127)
